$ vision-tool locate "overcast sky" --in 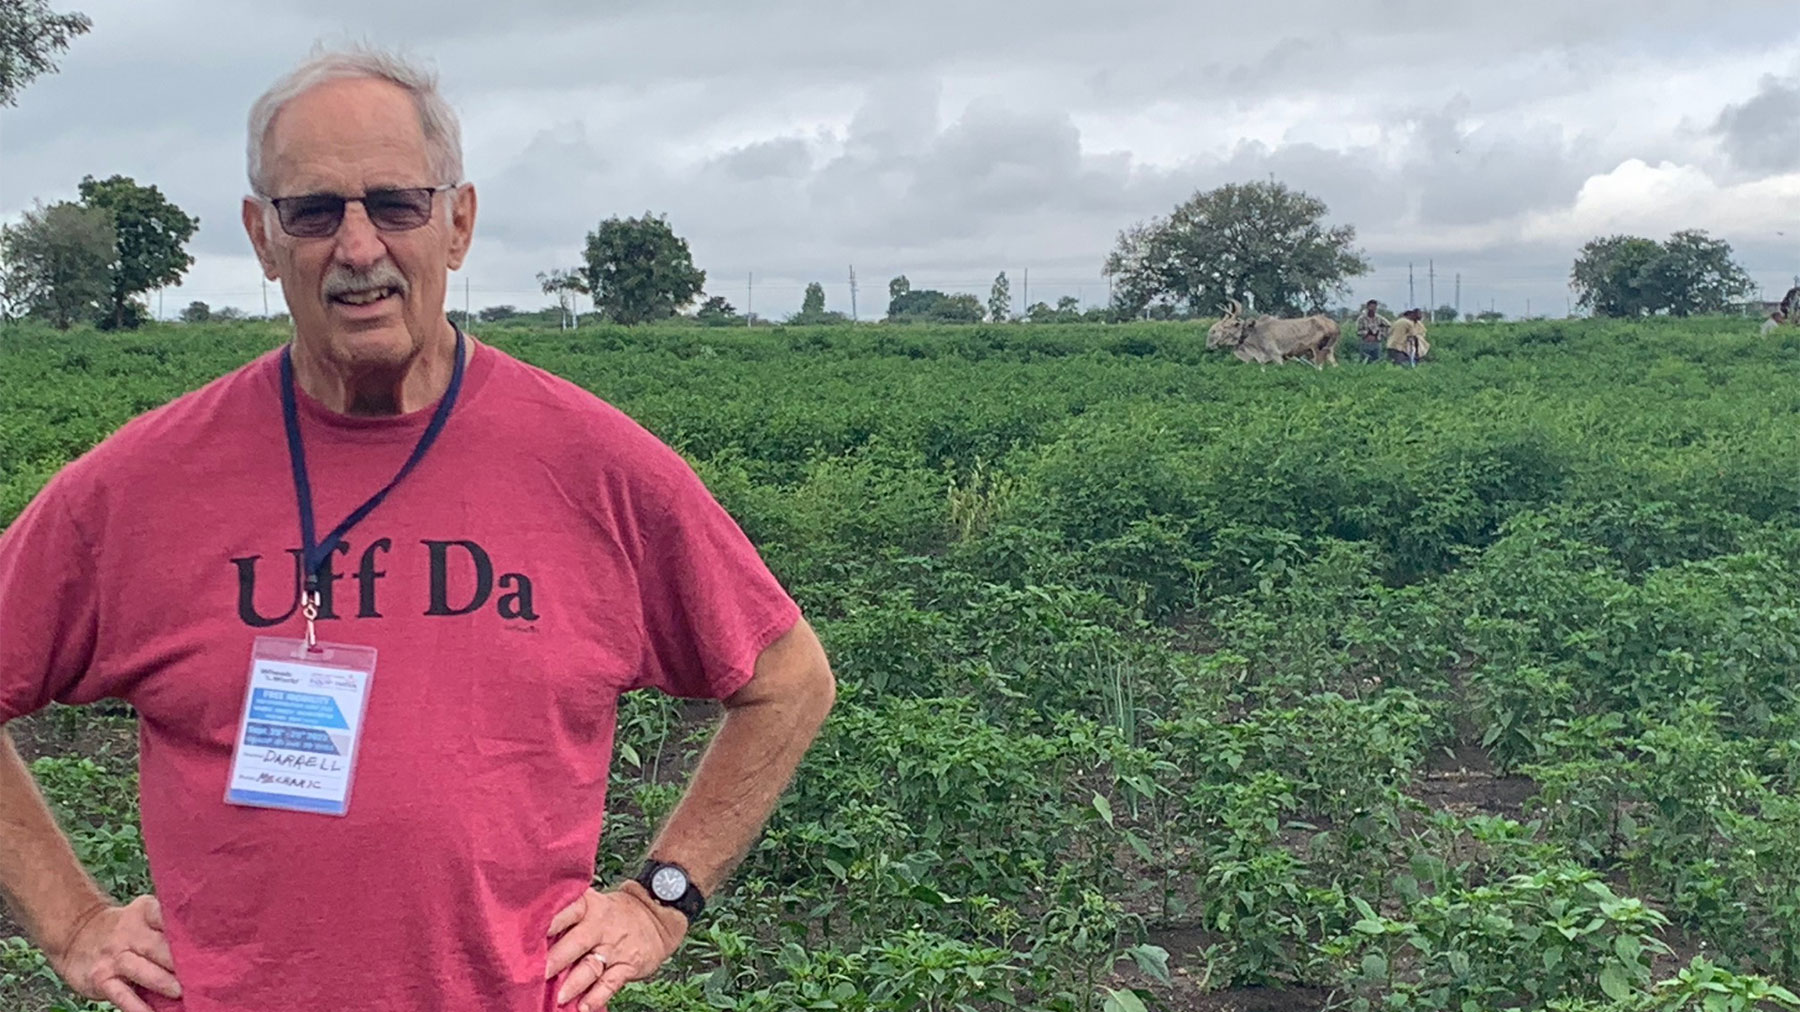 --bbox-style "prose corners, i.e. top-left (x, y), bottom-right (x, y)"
top-left (3, 0), bottom-right (1799, 320)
